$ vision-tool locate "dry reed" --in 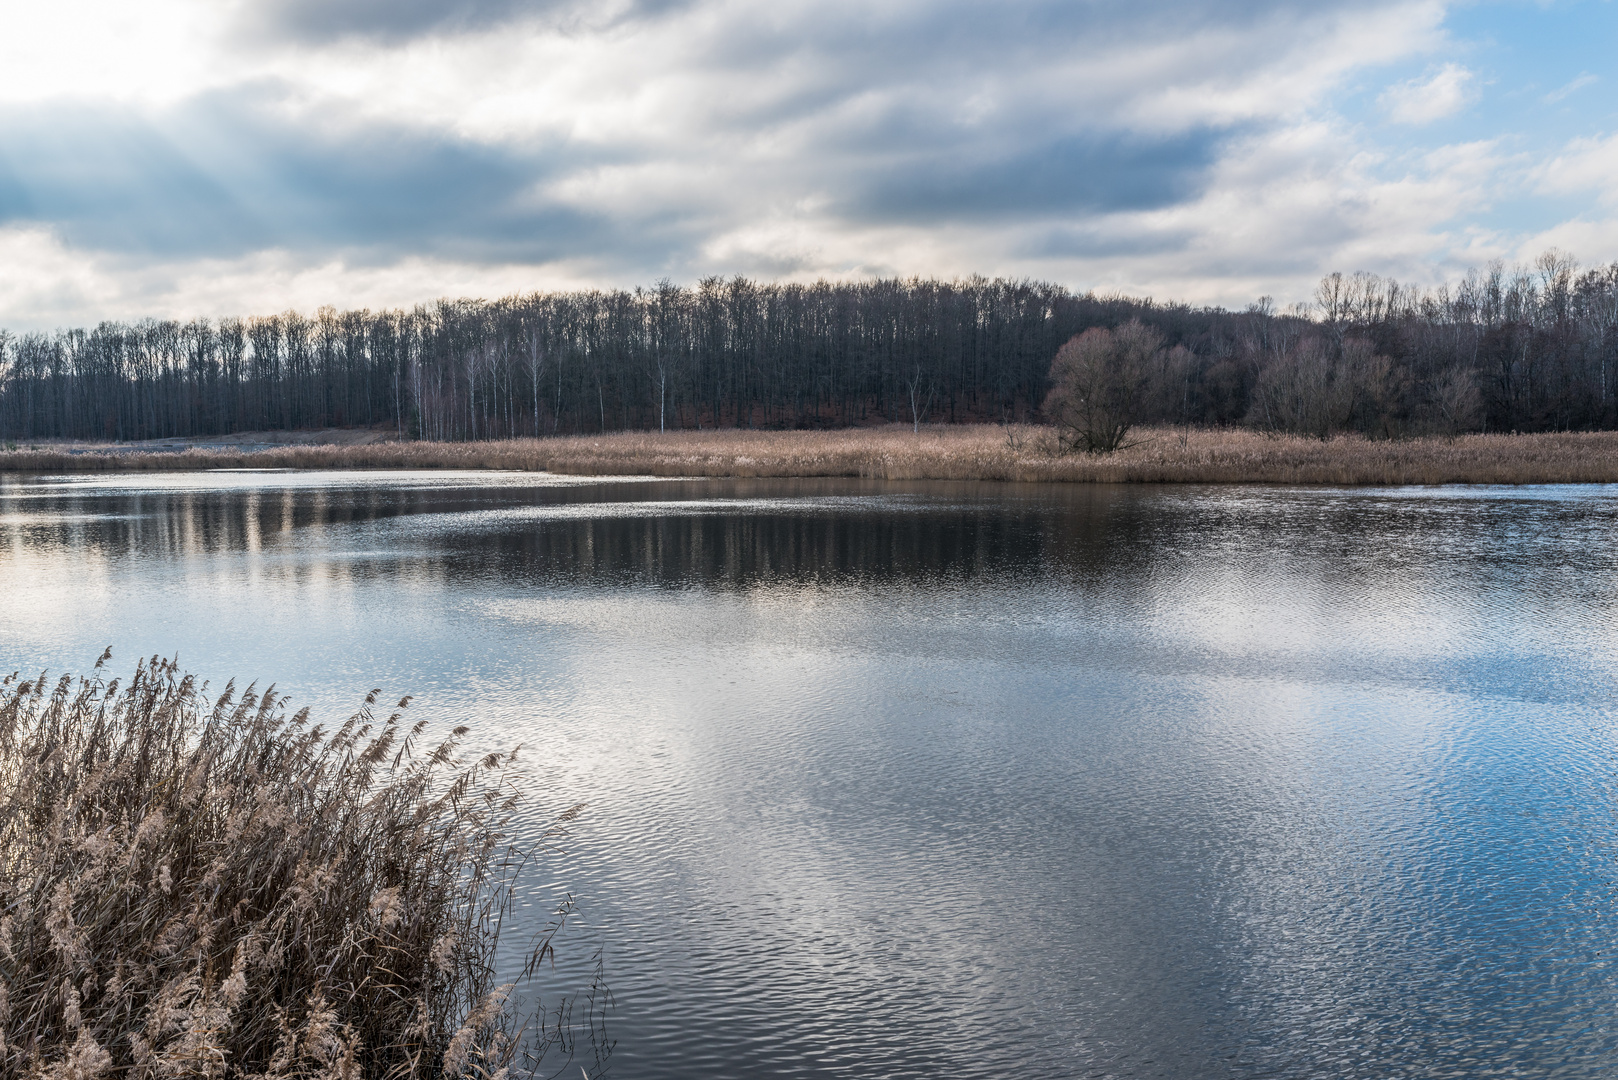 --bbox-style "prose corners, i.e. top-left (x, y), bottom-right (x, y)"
top-left (5, 424), bottom-right (1618, 484)
top-left (0, 652), bottom-right (598, 1079)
